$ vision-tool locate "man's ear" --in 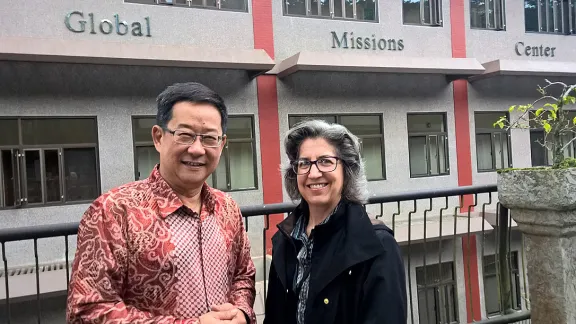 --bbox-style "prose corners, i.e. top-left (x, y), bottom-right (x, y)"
top-left (152, 125), bottom-right (164, 151)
